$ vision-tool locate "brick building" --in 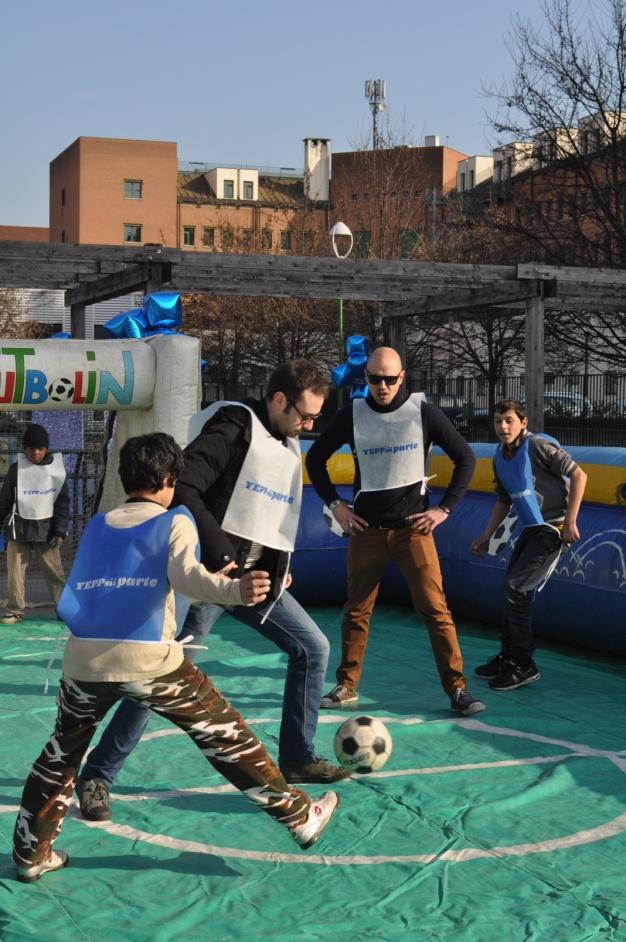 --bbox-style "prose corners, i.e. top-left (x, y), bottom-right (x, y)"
top-left (49, 136), bottom-right (331, 253)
